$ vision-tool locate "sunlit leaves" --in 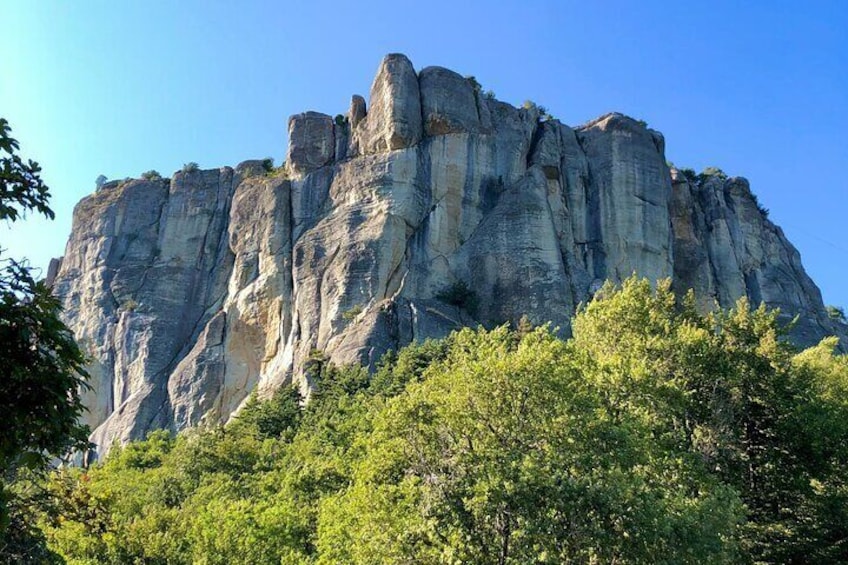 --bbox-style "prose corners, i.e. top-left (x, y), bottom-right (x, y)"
top-left (37, 277), bottom-right (848, 563)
